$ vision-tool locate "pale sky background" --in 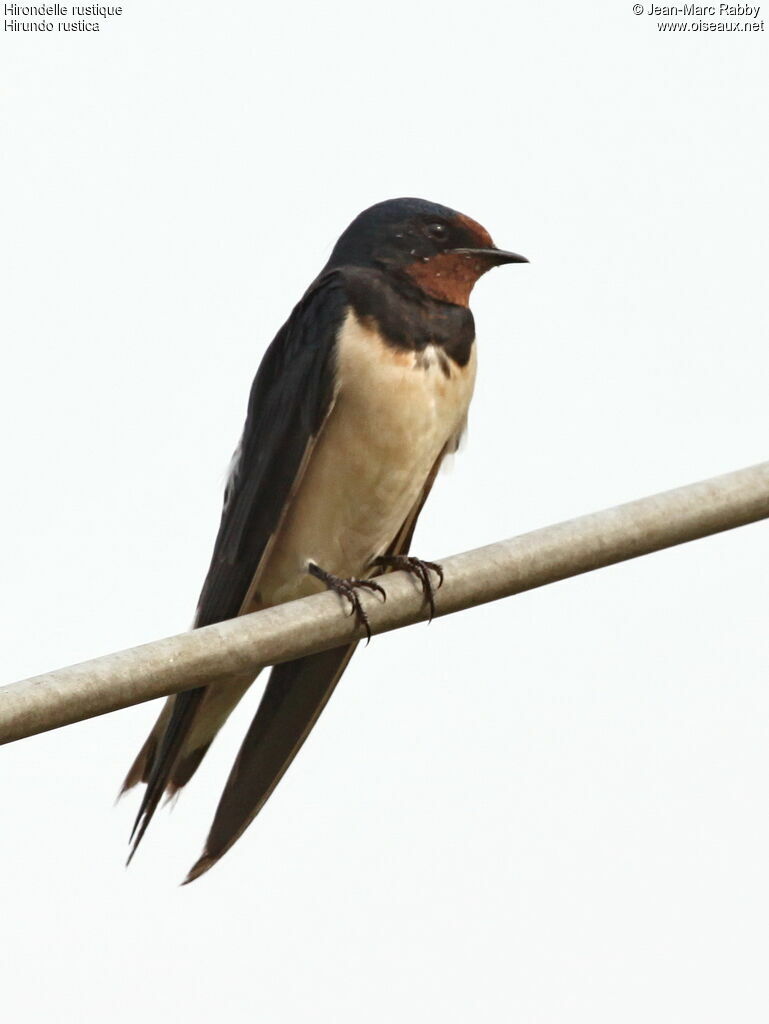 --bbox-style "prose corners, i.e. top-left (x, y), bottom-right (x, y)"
top-left (1, 1), bottom-right (768, 1021)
